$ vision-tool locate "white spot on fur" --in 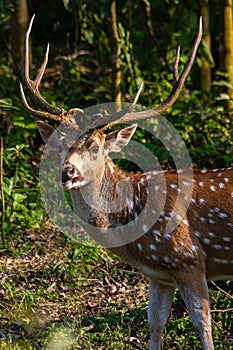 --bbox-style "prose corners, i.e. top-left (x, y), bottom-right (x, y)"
top-left (137, 243), bottom-right (143, 251)
top-left (150, 244), bottom-right (157, 251)
top-left (209, 220), bottom-right (215, 225)
top-left (184, 252), bottom-right (193, 258)
top-left (223, 237), bottom-right (231, 242)
top-left (182, 219), bottom-right (189, 226)
top-left (170, 183), bottom-right (177, 189)
top-left (212, 244), bottom-right (222, 250)
top-left (191, 245), bottom-right (199, 252)
top-left (208, 232), bottom-right (215, 237)
top-left (219, 183), bottom-right (225, 189)
top-left (152, 254), bottom-right (159, 261)
top-left (194, 231), bottom-right (201, 238)
top-left (164, 256), bottom-right (170, 263)
top-left (224, 246), bottom-right (231, 251)
top-left (164, 232), bottom-right (172, 240)
top-left (213, 258), bottom-right (230, 264)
